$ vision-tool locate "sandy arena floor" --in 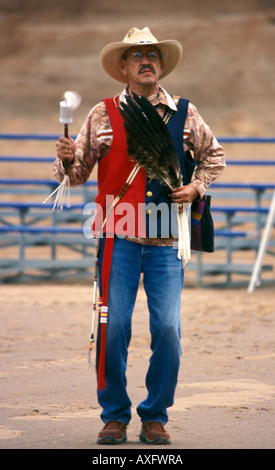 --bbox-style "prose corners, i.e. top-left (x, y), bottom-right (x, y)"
top-left (1, 282), bottom-right (274, 450)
